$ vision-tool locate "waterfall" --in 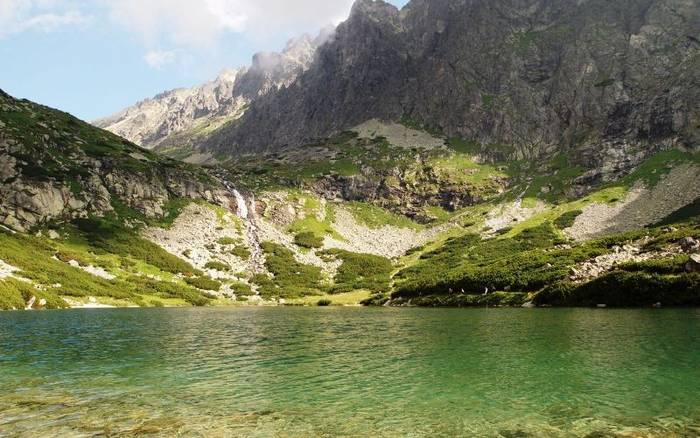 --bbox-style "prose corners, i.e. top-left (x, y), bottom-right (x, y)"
top-left (233, 189), bottom-right (249, 219)
top-left (220, 179), bottom-right (264, 274)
